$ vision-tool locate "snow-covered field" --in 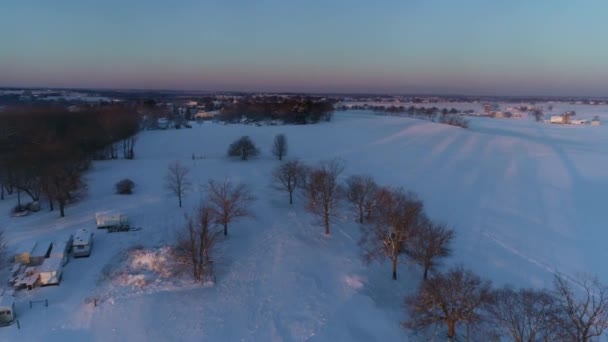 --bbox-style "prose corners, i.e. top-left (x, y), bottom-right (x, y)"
top-left (1, 109), bottom-right (608, 341)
